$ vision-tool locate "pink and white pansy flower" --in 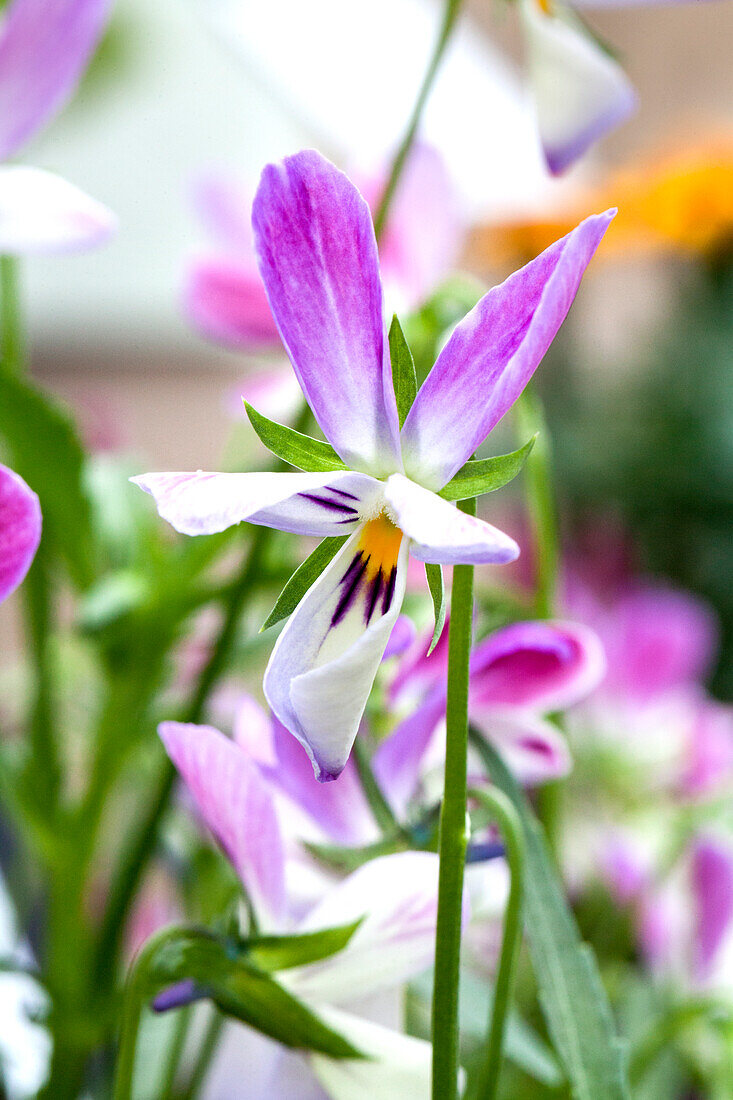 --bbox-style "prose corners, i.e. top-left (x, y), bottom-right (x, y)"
top-left (135, 149), bottom-right (614, 782)
top-left (0, 0), bottom-right (116, 253)
top-left (158, 719), bottom-right (446, 1097)
top-left (0, 463), bottom-right (41, 604)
